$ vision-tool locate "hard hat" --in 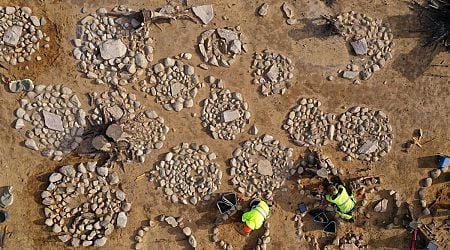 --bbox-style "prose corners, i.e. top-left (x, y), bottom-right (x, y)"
top-left (243, 224), bottom-right (252, 233)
